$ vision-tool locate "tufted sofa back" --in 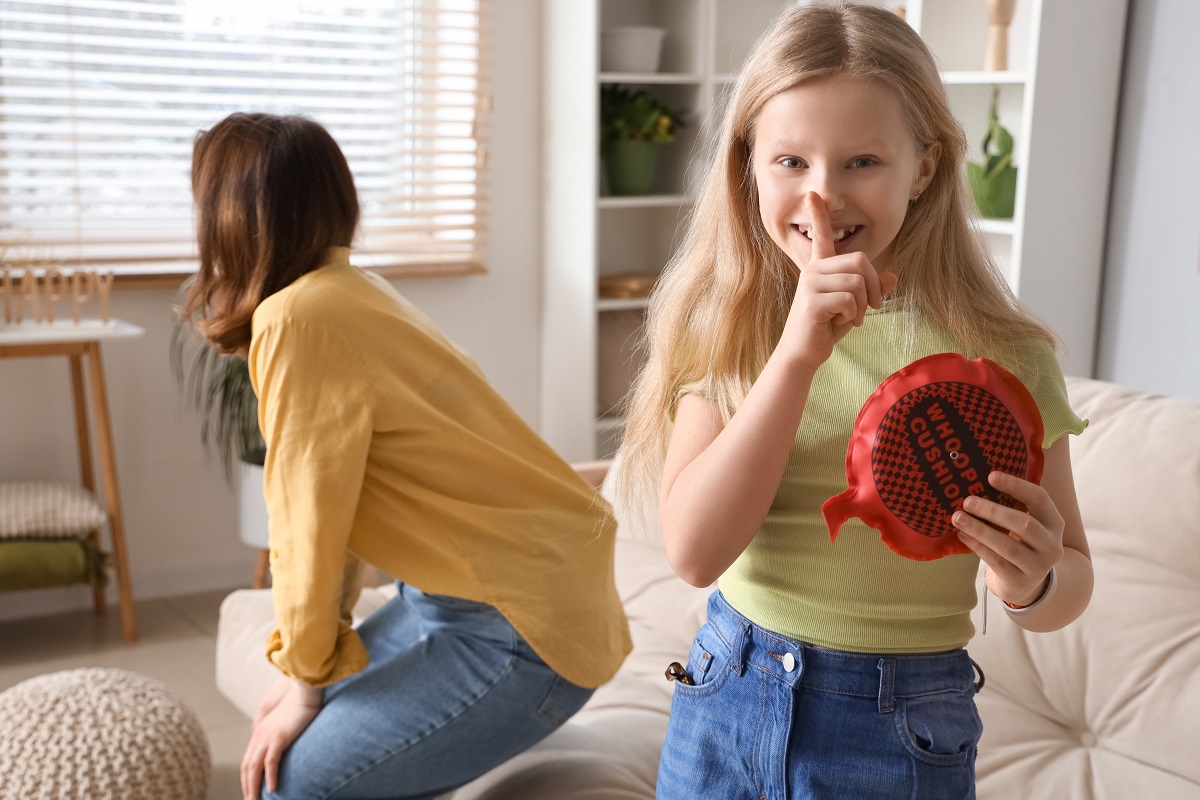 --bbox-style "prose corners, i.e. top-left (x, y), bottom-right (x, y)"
top-left (970, 377), bottom-right (1200, 800)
